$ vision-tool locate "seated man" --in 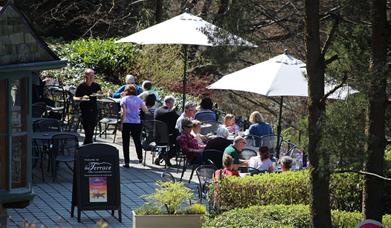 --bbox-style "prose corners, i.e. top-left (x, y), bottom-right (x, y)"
top-left (178, 117), bottom-right (204, 164)
top-left (195, 97), bottom-right (217, 122)
top-left (154, 96), bottom-right (179, 165)
top-left (223, 136), bottom-right (248, 170)
top-left (214, 154), bottom-right (239, 181)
